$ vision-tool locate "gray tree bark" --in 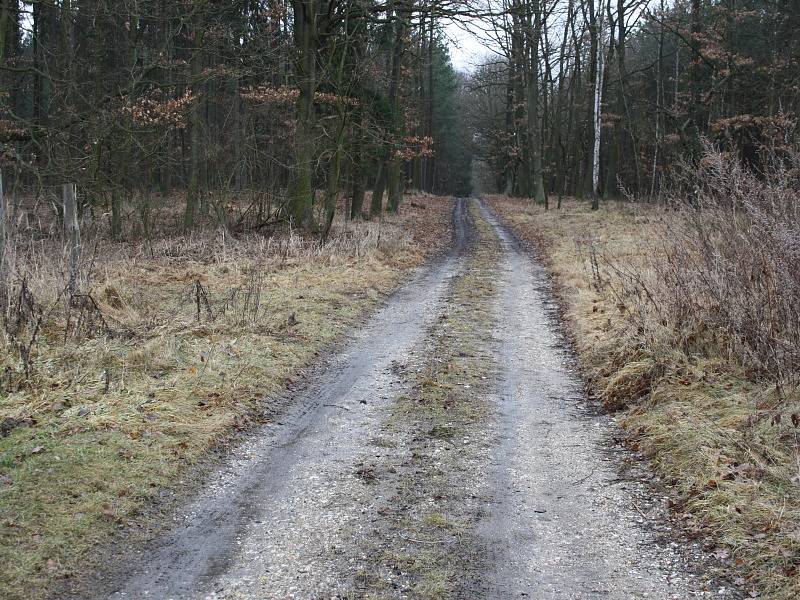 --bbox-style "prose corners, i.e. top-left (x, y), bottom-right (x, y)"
top-left (63, 183), bottom-right (81, 293)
